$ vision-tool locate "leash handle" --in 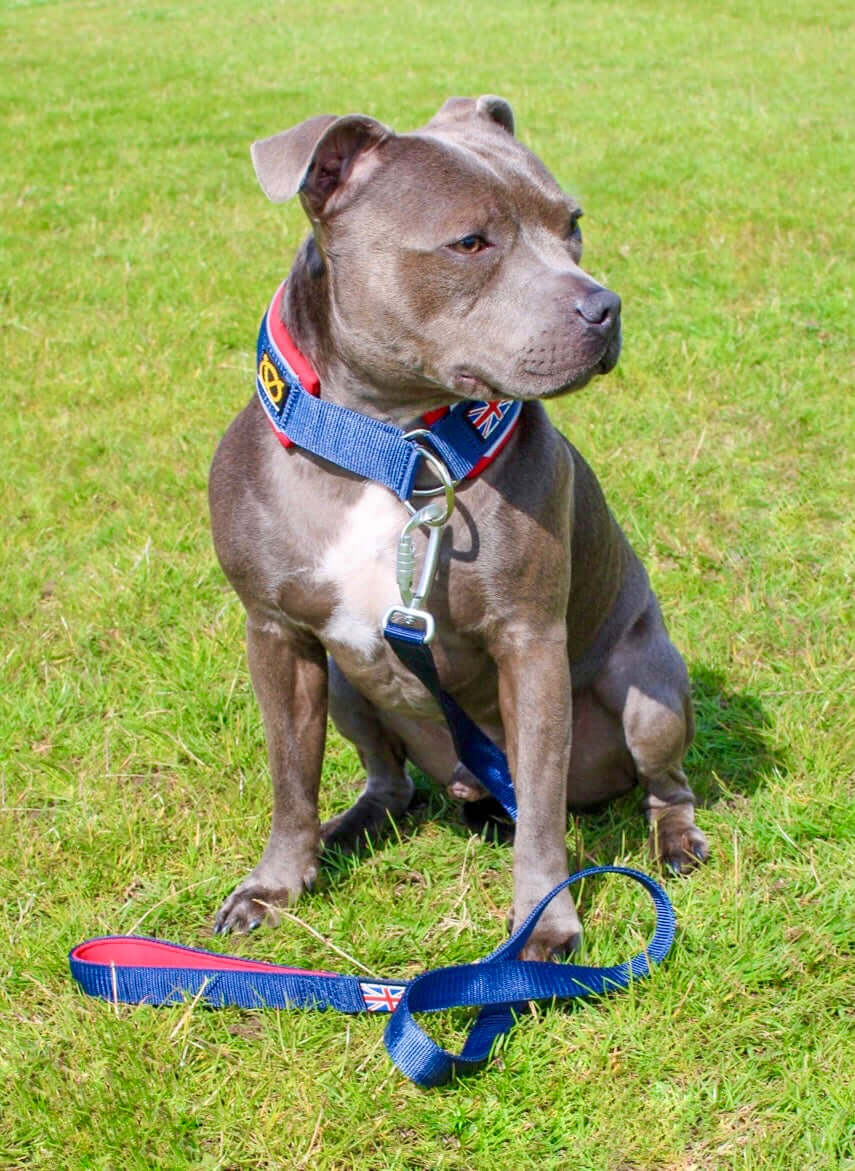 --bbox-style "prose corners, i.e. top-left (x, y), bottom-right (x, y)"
top-left (68, 936), bottom-right (370, 1013)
